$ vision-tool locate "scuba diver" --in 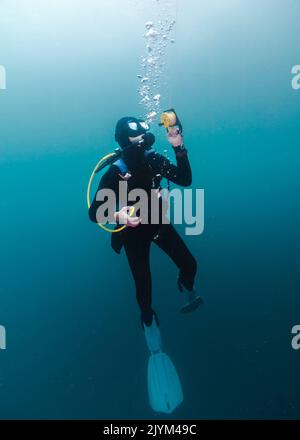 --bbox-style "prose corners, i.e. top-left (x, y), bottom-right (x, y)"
top-left (88, 114), bottom-right (202, 413)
